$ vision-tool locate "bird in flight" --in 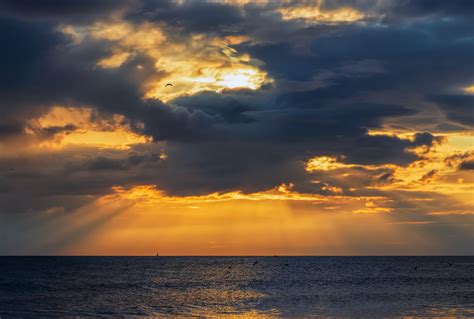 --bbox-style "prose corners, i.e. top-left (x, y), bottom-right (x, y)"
top-left (165, 83), bottom-right (173, 87)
